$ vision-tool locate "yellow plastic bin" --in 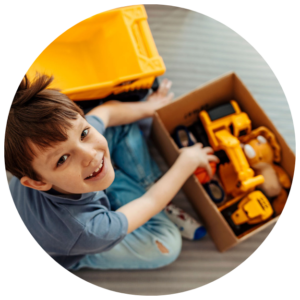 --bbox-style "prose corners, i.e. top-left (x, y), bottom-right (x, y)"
top-left (27, 5), bottom-right (166, 101)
